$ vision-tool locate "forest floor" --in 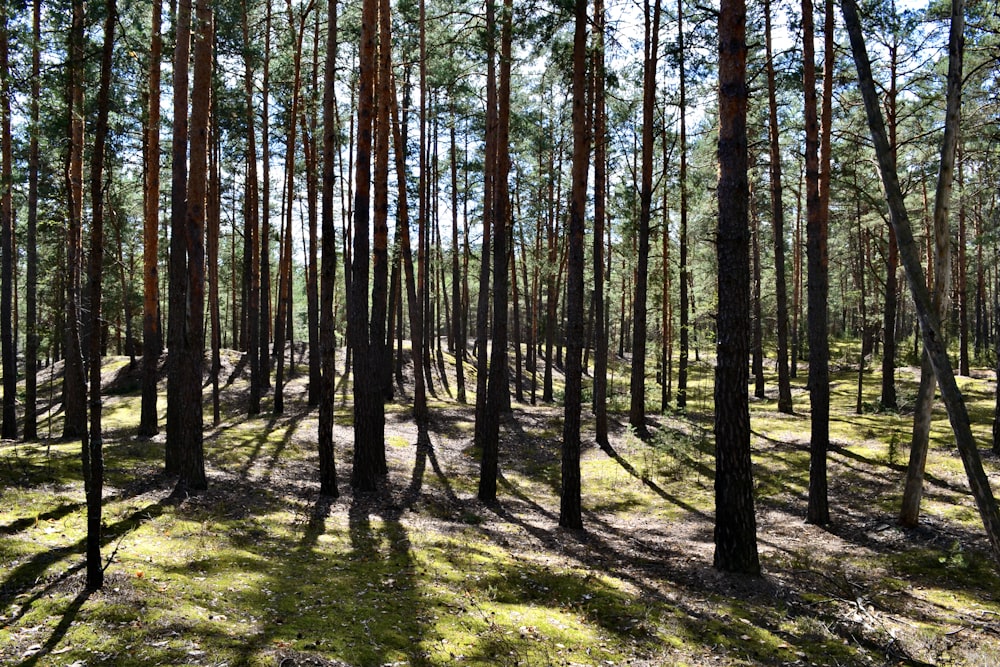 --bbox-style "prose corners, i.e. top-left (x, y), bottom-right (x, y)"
top-left (2, 345), bottom-right (1000, 666)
